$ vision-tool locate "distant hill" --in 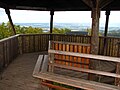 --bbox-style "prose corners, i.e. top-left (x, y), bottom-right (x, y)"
top-left (15, 23), bottom-right (120, 31)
